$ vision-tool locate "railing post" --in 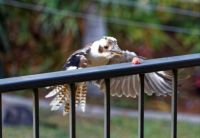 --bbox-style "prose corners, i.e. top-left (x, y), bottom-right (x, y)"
top-left (171, 69), bottom-right (178, 138)
top-left (104, 79), bottom-right (110, 138)
top-left (33, 88), bottom-right (39, 138)
top-left (139, 74), bottom-right (144, 138)
top-left (70, 83), bottom-right (76, 138)
top-left (0, 93), bottom-right (2, 138)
